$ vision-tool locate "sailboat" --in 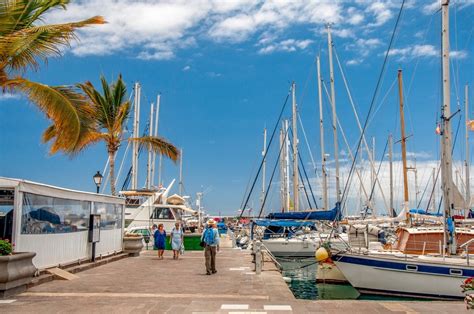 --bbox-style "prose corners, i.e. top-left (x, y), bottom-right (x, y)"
top-left (119, 84), bottom-right (197, 231)
top-left (334, 0), bottom-right (474, 299)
